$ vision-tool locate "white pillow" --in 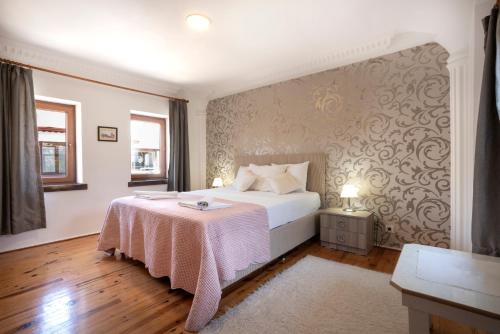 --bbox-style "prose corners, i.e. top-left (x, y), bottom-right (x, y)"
top-left (268, 172), bottom-right (302, 195)
top-left (272, 161), bottom-right (309, 192)
top-left (249, 164), bottom-right (287, 191)
top-left (233, 167), bottom-right (257, 191)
